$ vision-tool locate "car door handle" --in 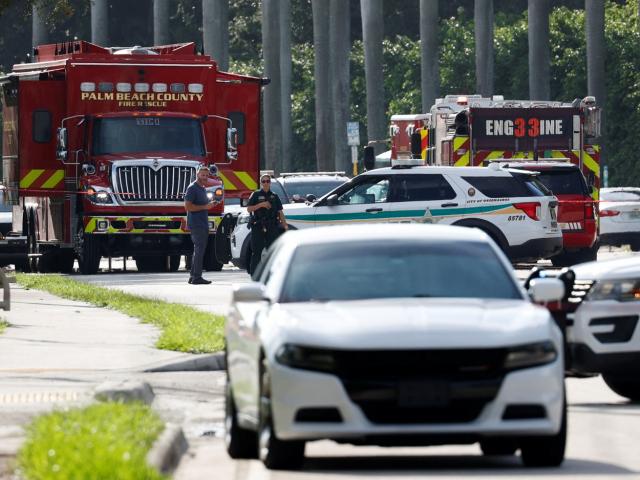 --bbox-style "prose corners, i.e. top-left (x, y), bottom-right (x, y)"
top-left (365, 207), bottom-right (383, 213)
top-left (440, 203), bottom-right (458, 207)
